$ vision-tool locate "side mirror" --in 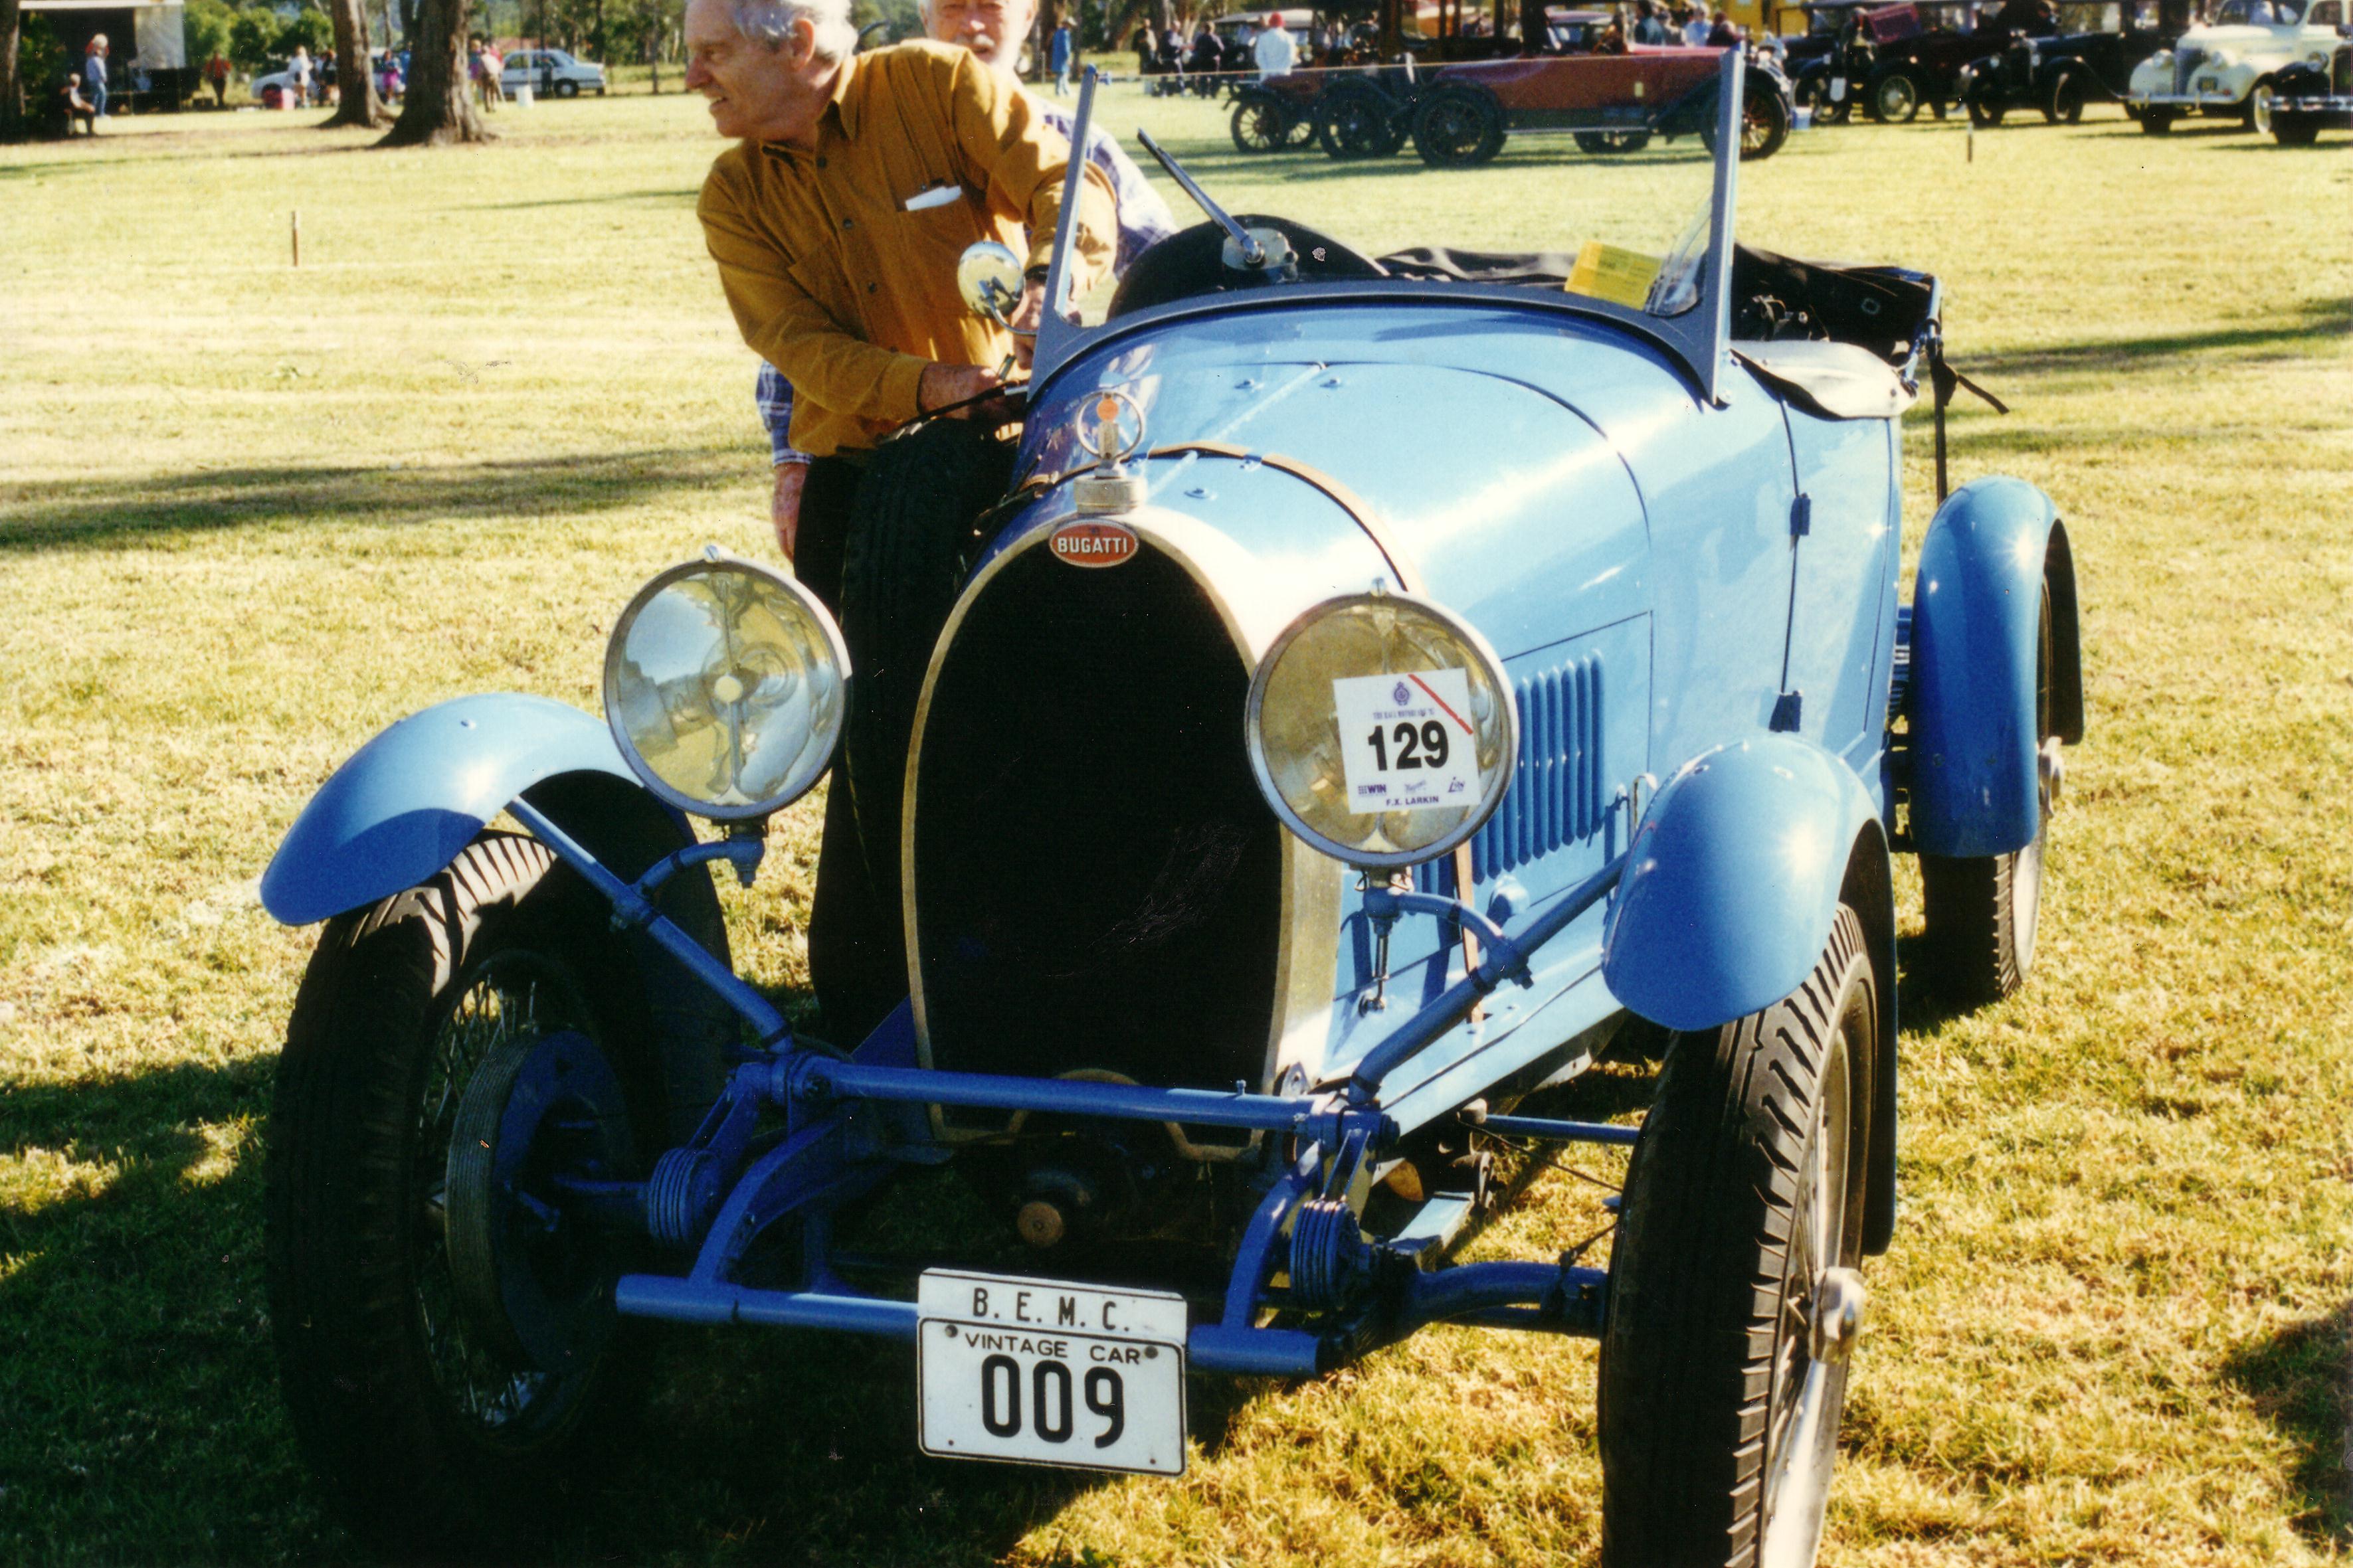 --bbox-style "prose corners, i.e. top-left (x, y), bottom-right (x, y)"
top-left (957, 241), bottom-right (1024, 327)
